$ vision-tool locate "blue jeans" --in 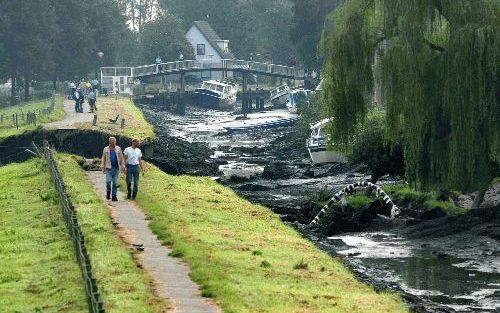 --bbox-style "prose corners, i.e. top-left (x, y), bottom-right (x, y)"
top-left (106, 167), bottom-right (119, 196)
top-left (126, 165), bottom-right (140, 198)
